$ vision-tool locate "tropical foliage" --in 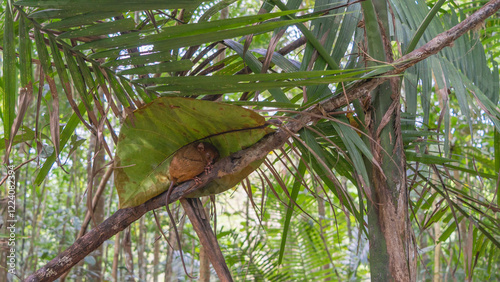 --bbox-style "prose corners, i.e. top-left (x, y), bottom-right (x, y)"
top-left (0, 0), bottom-right (499, 281)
